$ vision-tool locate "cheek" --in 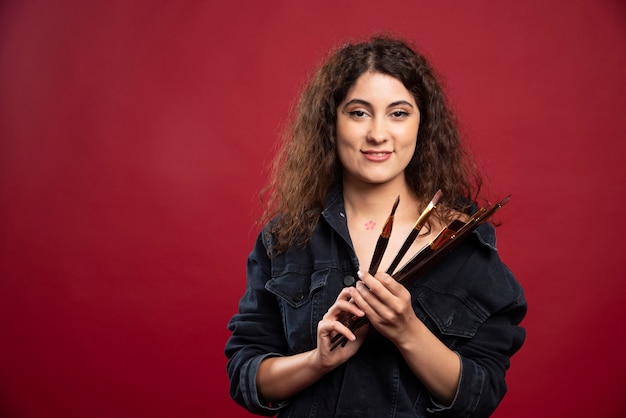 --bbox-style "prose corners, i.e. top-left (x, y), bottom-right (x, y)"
top-left (335, 125), bottom-right (360, 153)
top-left (396, 128), bottom-right (418, 151)
top-left (401, 144), bottom-right (417, 167)
top-left (398, 132), bottom-right (418, 165)
top-left (398, 129), bottom-right (417, 145)
top-left (335, 141), bottom-right (352, 168)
